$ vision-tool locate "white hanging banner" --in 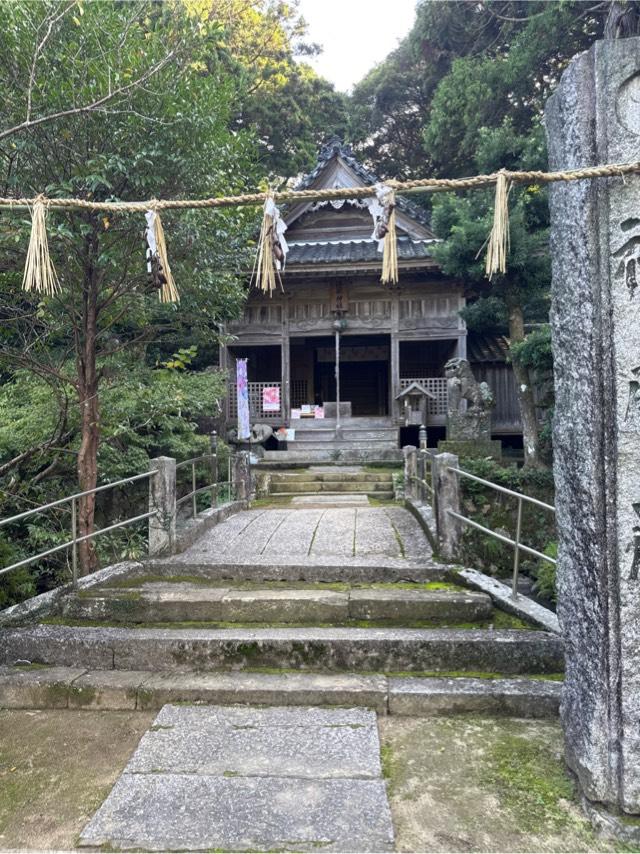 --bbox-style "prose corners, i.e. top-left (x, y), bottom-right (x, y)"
top-left (236, 358), bottom-right (250, 440)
